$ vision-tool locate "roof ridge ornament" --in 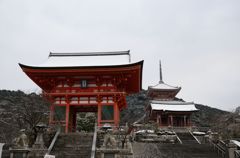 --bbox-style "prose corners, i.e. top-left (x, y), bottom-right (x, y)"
top-left (48, 50), bottom-right (130, 57)
top-left (159, 60), bottom-right (164, 83)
